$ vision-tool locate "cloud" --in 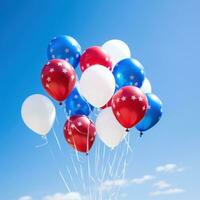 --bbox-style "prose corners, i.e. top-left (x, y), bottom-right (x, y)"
top-left (131, 175), bottom-right (155, 184)
top-left (18, 193), bottom-right (86, 200)
top-left (100, 175), bottom-right (155, 191)
top-left (42, 192), bottom-right (83, 200)
top-left (153, 180), bottom-right (171, 189)
top-left (149, 188), bottom-right (185, 196)
top-left (156, 164), bottom-right (184, 173)
top-left (18, 196), bottom-right (32, 200)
